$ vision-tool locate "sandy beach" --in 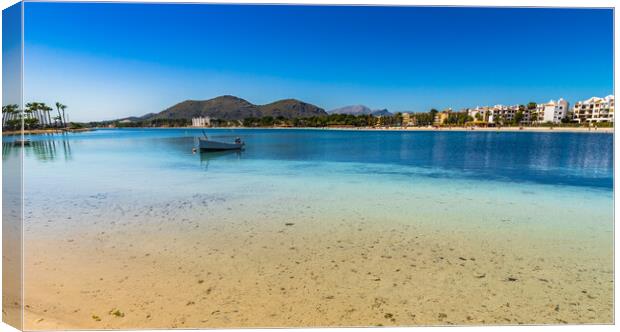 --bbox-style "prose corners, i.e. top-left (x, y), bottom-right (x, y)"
top-left (23, 176), bottom-right (613, 329)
